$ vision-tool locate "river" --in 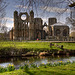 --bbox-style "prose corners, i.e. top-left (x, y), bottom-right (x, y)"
top-left (0, 55), bottom-right (75, 69)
